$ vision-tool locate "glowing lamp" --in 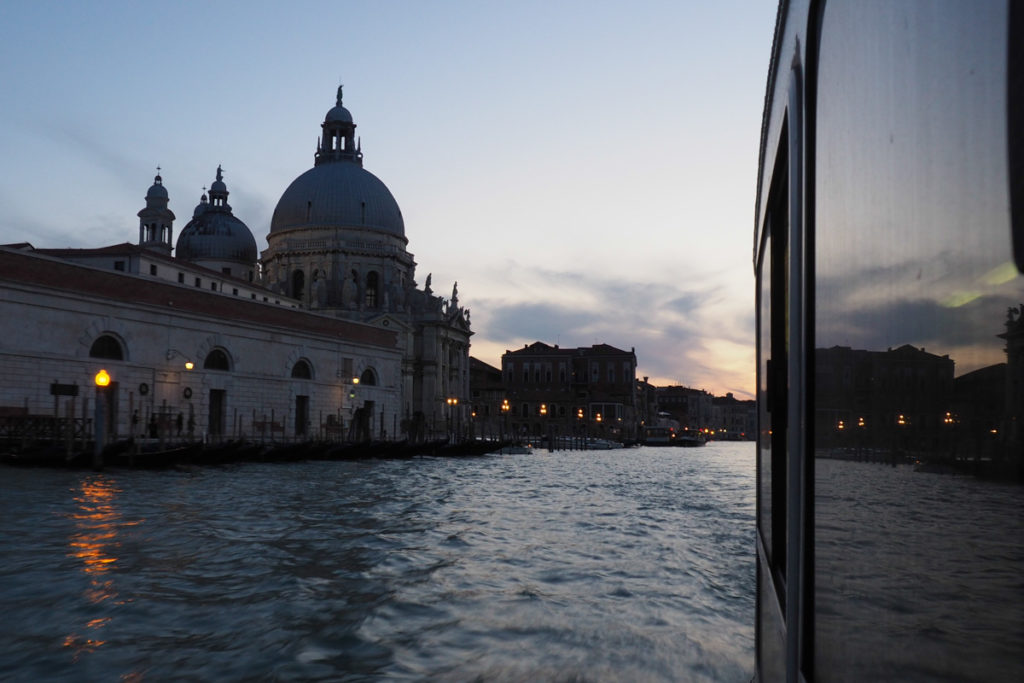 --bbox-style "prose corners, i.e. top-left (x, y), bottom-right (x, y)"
top-left (94, 369), bottom-right (111, 387)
